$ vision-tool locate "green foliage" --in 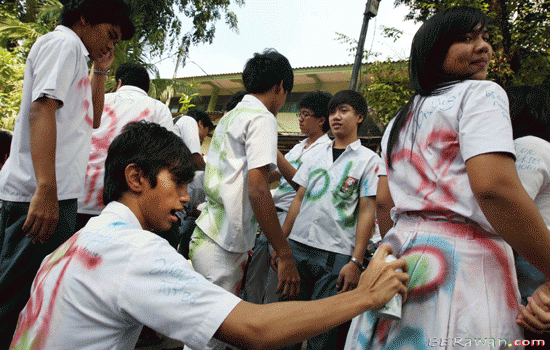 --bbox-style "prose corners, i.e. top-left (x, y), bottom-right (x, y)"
top-left (0, 48), bottom-right (25, 130)
top-left (149, 78), bottom-right (199, 113)
top-left (178, 92), bottom-right (200, 114)
top-left (363, 59), bottom-right (412, 131)
top-left (0, 0), bottom-right (244, 126)
top-left (394, 0), bottom-right (550, 87)
top-left (337, 32), bottom-right (412, 130)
